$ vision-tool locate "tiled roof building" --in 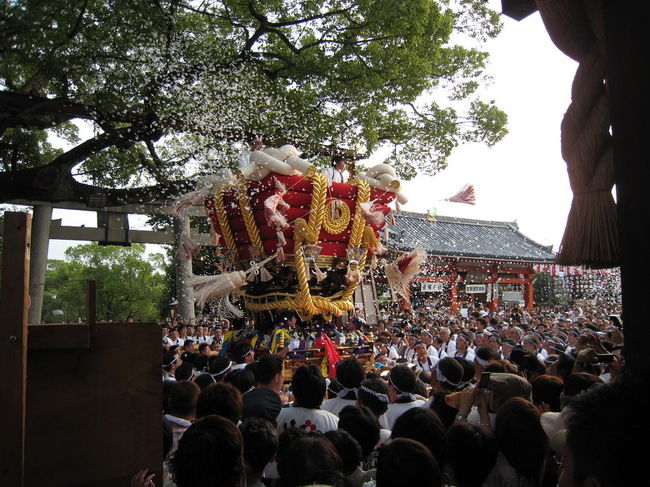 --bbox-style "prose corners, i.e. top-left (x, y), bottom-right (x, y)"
top-left (391, 212), bottom-right (555, 262)
top-left (385, 212), bottom-right (556, 312)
